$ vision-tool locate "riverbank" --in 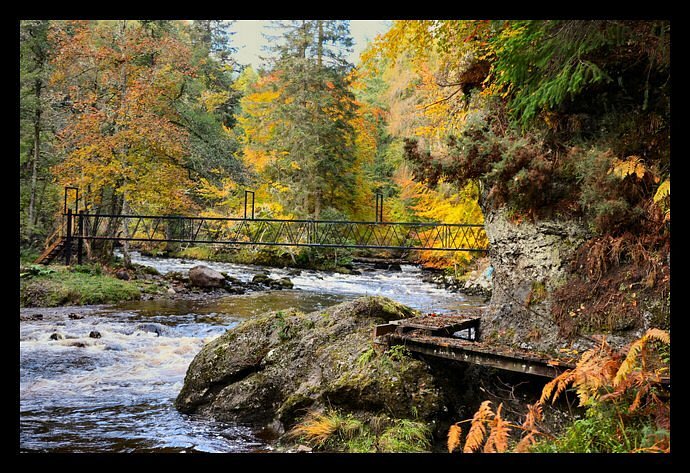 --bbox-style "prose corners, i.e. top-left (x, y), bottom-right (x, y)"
top-left (20, 263), bottom-right (147, 308)
top-left (19, 260), bottom-right (301, 309)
